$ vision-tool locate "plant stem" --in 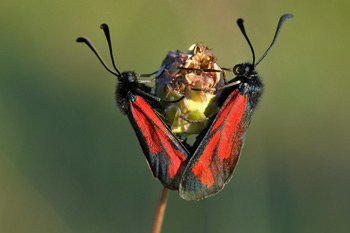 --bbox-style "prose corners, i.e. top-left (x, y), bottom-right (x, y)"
top-left (152, 187), bottom-right (169, 233)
